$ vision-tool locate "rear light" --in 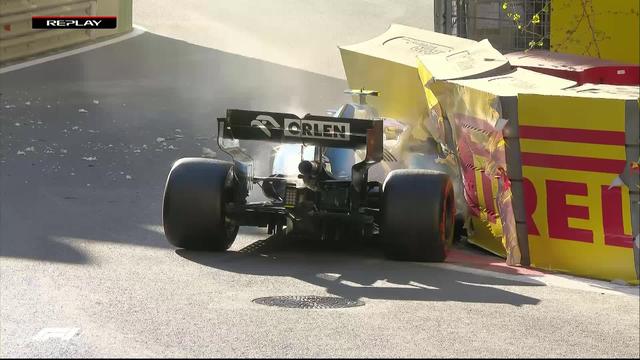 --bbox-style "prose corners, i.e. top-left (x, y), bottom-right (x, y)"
top-left (284, 185), bottom-right (298, 208)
